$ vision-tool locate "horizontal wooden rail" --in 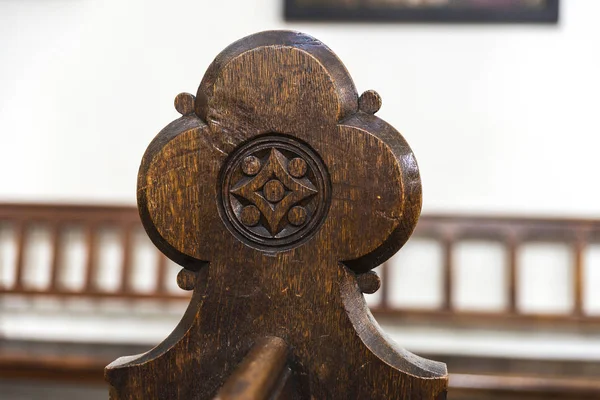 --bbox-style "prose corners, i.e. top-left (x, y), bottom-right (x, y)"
top-left (450, 373), bottom-right (600, 399)
top-left (0, 288), bottom-right (185, 301)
